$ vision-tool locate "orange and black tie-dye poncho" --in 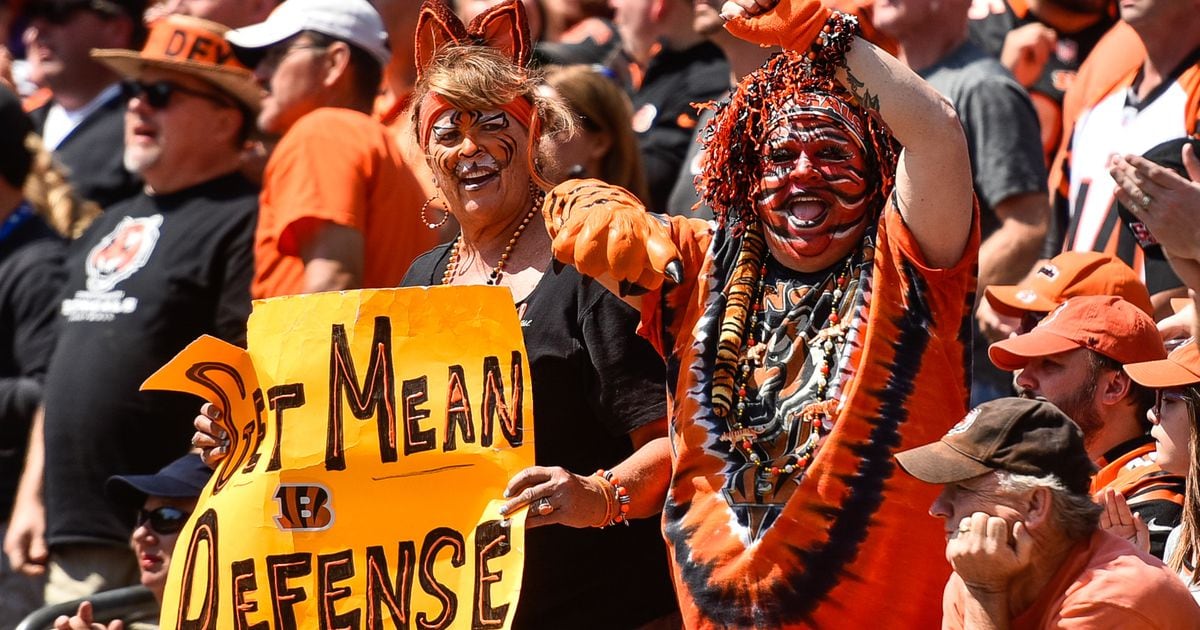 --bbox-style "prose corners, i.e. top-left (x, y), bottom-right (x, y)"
top-left (638, 199), bottom-right (979, 628)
